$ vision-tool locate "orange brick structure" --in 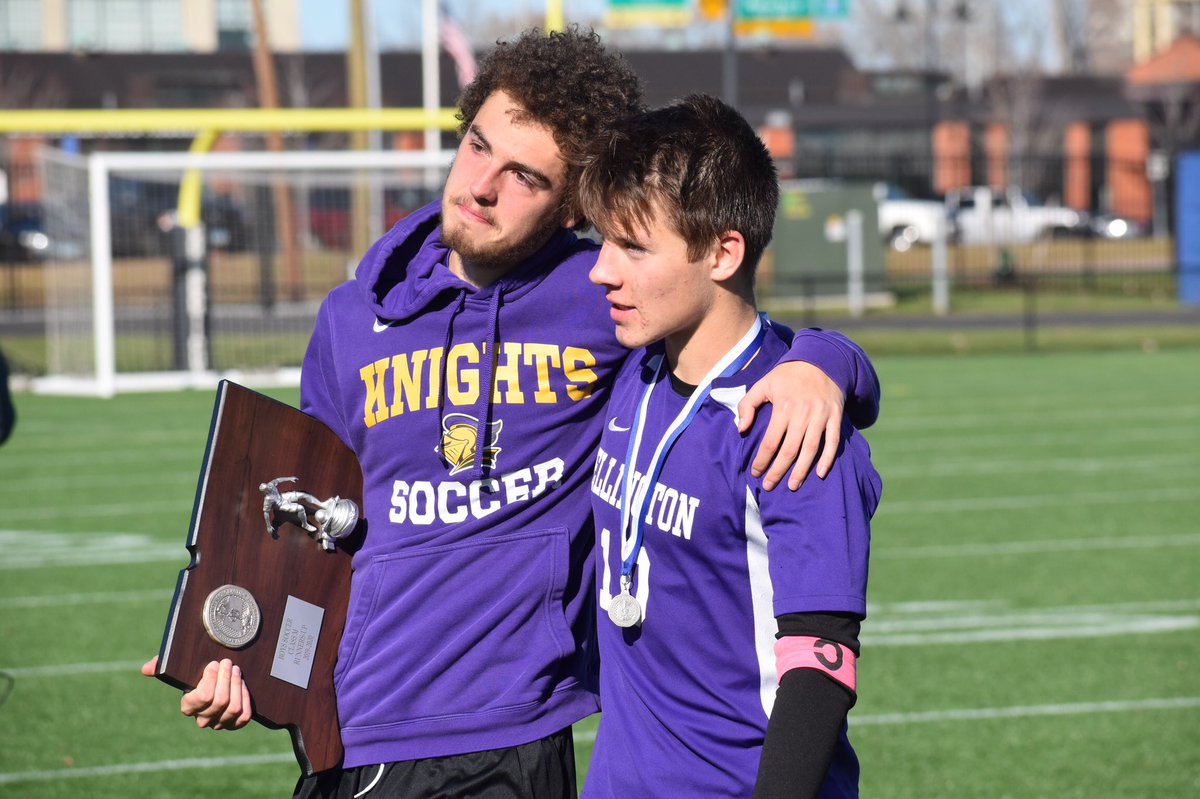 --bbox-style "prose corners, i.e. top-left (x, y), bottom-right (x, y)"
top-left (1064, 122), bottom-right (1092, 212)
top-left (933, 121), bottom-right (971, 194)
top-left (1107, 119), bottom-right (1153, 224)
